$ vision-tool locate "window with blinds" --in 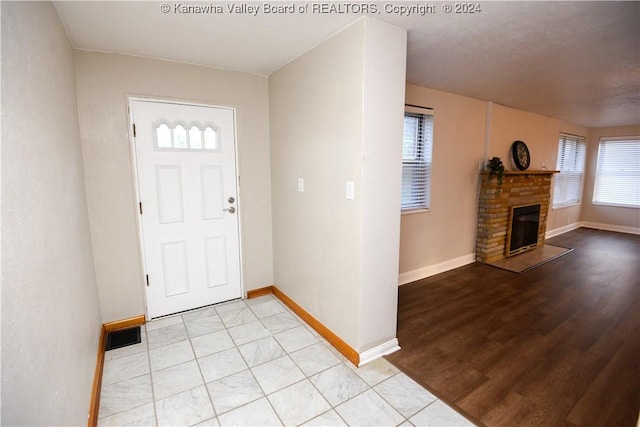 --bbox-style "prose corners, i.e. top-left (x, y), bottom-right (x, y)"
top-left (552, 133), bottom-right (586, 208)
top-left (402, 107), bottom-right (434, 211)
top-left (593, 137), bottom-right (640, 208)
